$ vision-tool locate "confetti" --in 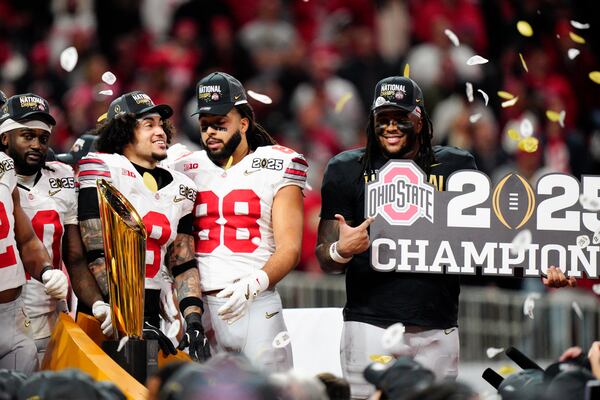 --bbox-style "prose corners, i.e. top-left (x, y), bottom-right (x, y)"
top-left (501, 97), bottom-right (519, 108)
top-left (101, 71), bottom-right (117, 85)
top-left (569, 31), bottom-right (586, 44)
top-left (570, 20), bottom-right (590, 30)
top-left (592, 284), bottom-right (600, 295)
top-left (272, 331), bottom-right (291, 348)
top-left (497, 91), bottom-right (515, 100)
top-left (486, 347), bottom-right (505, 359)
top-left (499, 366), bottom-right (517, 375)
top-left (593, 230), bottom-right (600, 245)
top-left (519, 53), bottom-right (529, 73)
top-left (98, 90), bottom-right (113, 96)
top-left (576, 235), bottom-right (590, 249)
top-left (335, 93), bottom-right (353, 113)
top-left (511, 229), bottom-right (532, 256)
top-left (523, 292), bottom-right (541, 319)
top-left (477, 89), bottom-right (489, 106)
top-left (59, 46), bottom-right (78, 72)
top-left (546, 110), bottom-right (566, 127)
top-left (403, 63), bottom-right (410, 78)
top-left (469, 113), bottom-right (482, 123)
top-left (382, 323), bottom-right (405, 354)
top-left (518, 137), bottom-right (539, 153)
top-left (589, 71), bottom-right (600, 84)
top-left (579, 194), bottom-right (600, 211)
top-left (520, 118), bottom-right (533, 137)
top-left (567, 48), bottom-right (580, 60)
top-left (369, 355), bottom-right (393, 364)
top-left (508, 129), bottom-right (521, 141)
top-left (466, 55), bottom-right (489, 65)
top-left (465, 82), bottom-right (474, 103)
top-left (517, 21), bottom-right (534, 37)
top-left (117, 336), bottom-right (130, 352)
top-left (444, 29), bottom-right (460, 47)
top-left (247, 90), bottom-right (273, 104)
top-left (572, 301), bottom-right (583, 319)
